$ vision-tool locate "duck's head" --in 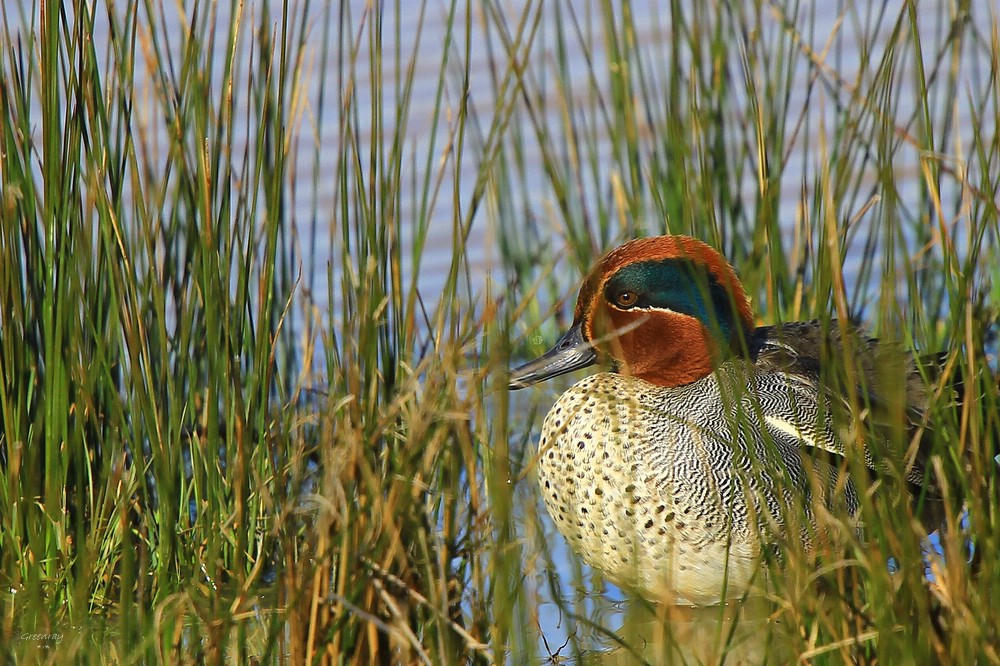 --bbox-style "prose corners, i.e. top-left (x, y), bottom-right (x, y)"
top-left (509, 235), bottom-right (755, 389)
